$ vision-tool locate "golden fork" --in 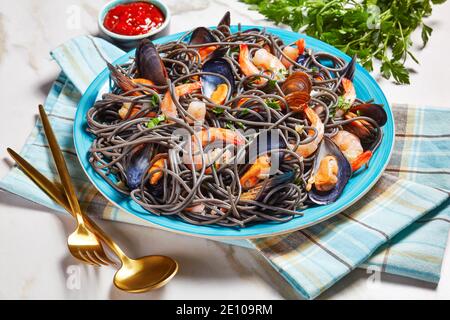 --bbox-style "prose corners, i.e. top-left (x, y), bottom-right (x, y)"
top-left (7, 148), bottom-right (114, 267)
top-left (38, 105), bottom-right (112, 267)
